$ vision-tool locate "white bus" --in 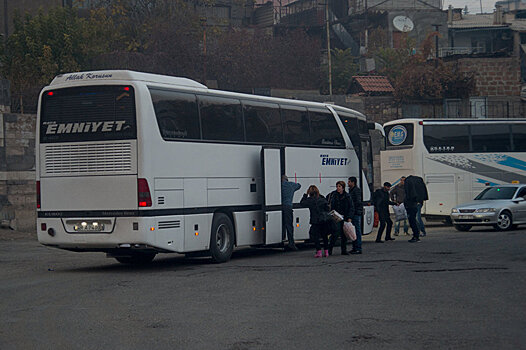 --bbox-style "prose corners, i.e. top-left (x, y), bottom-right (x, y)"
top-left (380, 118), bottom-right (526, 220)
top-left (36, 70), bottom-right (378, 264)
